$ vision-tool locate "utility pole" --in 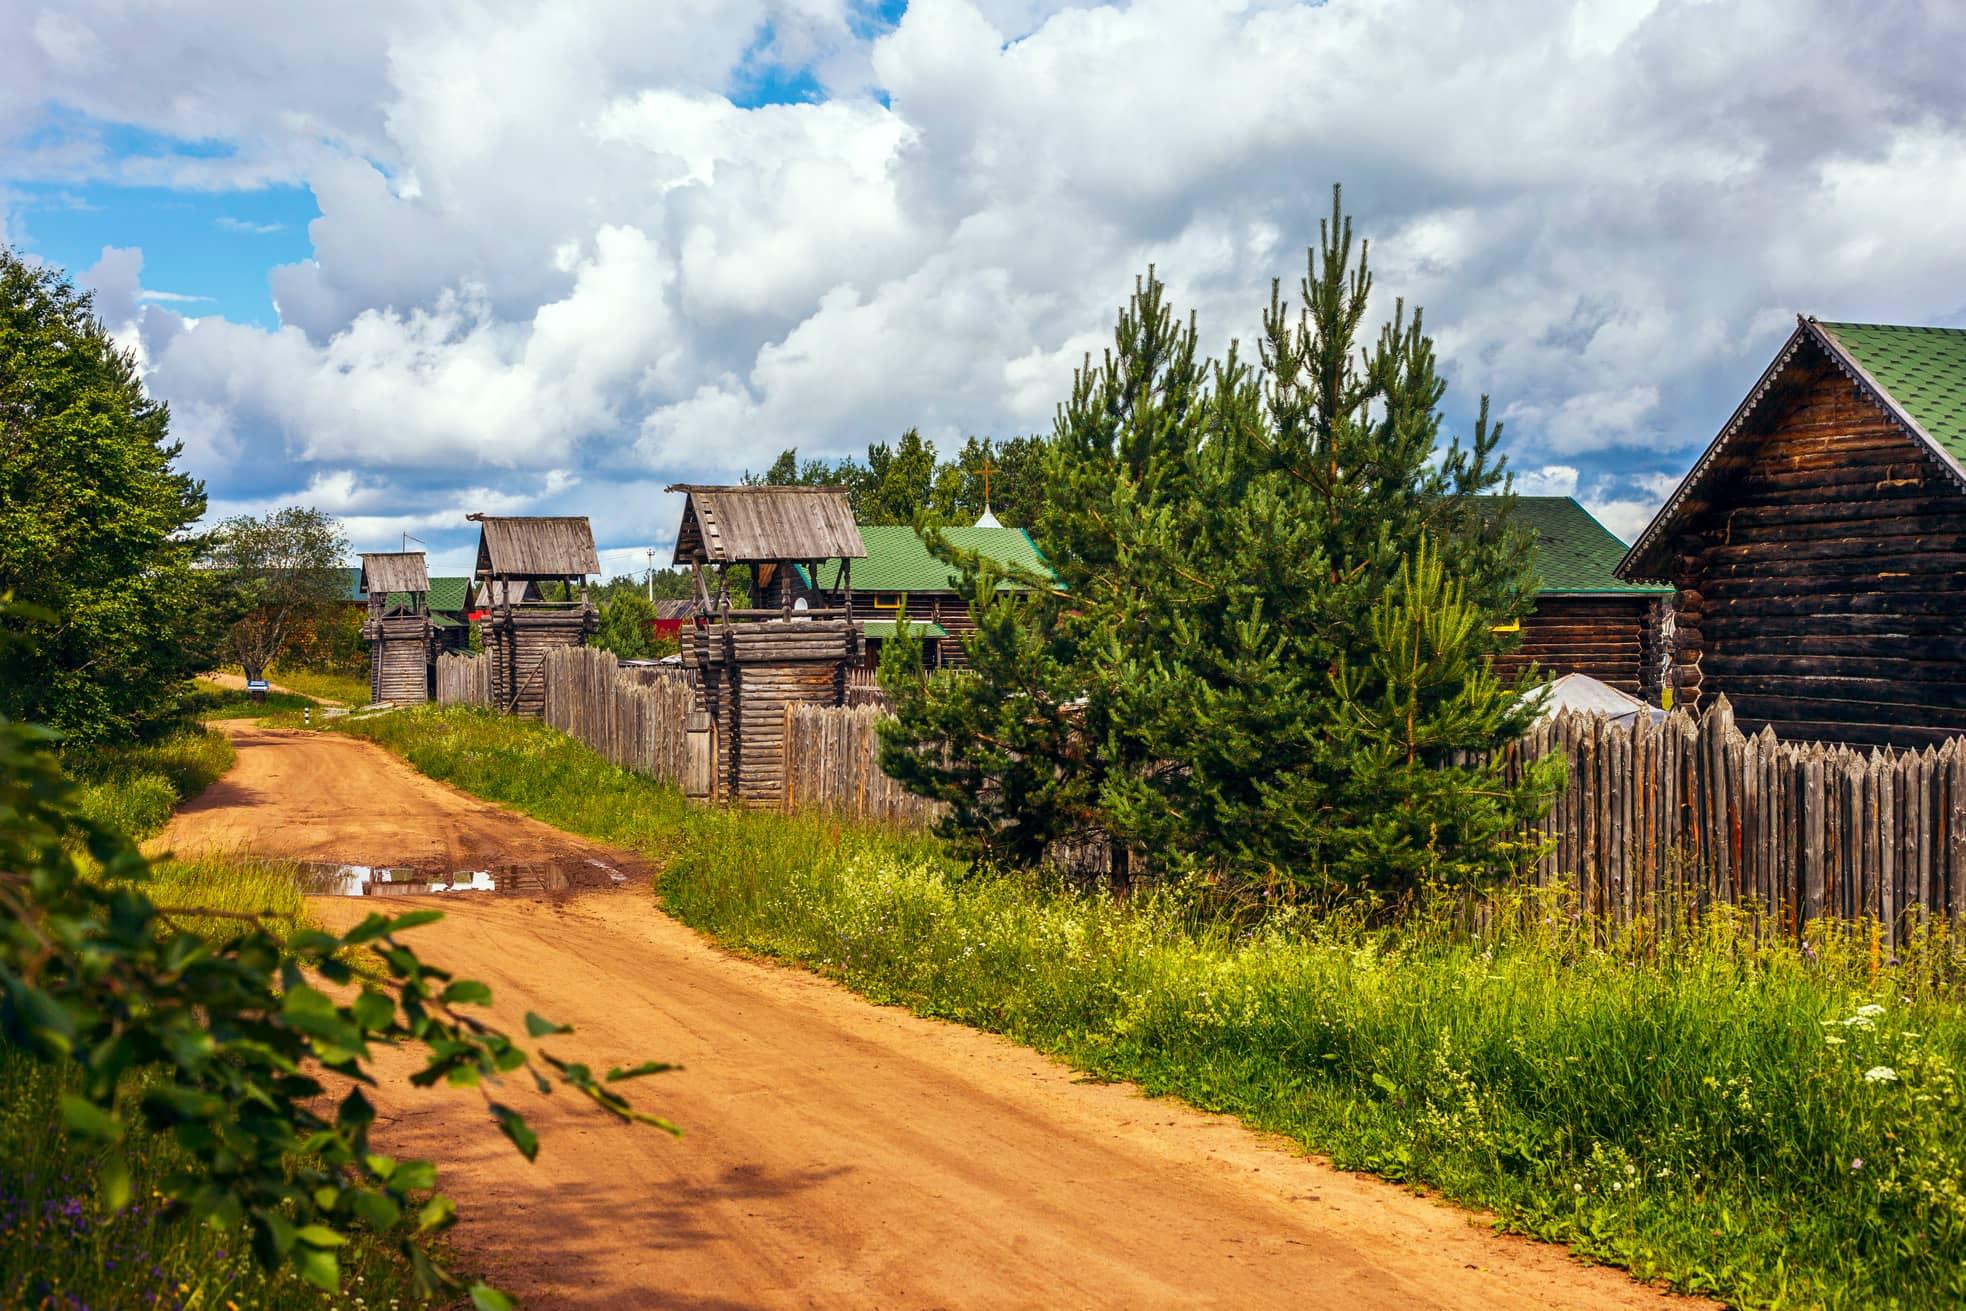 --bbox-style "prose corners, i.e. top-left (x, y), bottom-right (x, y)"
top-left (646, 547), bottom-right (656, 602)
